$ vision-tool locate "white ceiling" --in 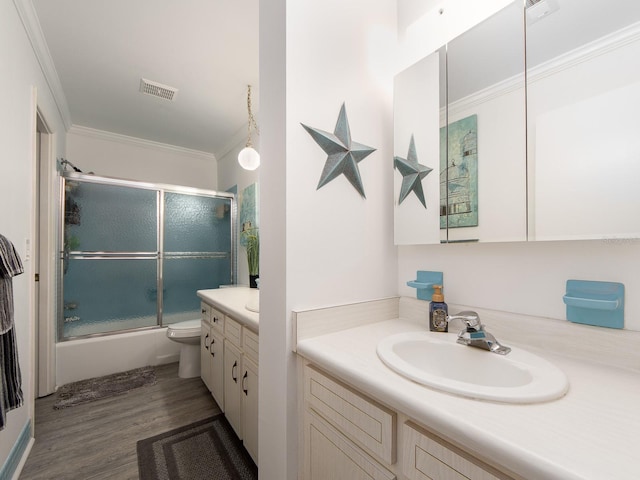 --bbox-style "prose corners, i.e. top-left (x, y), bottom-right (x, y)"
top-left (31, 0), bottom-right (259, 157)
